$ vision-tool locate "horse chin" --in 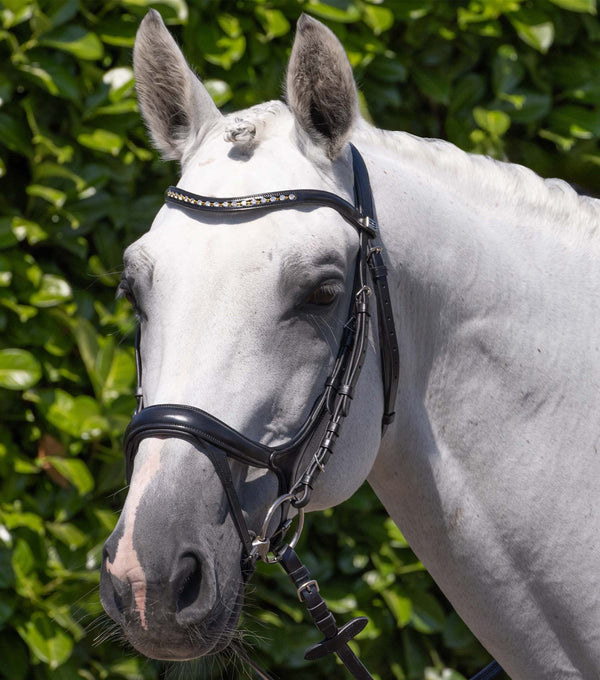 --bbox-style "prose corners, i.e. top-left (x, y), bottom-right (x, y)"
top-left (124, 581), bottom-right (244, 662)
